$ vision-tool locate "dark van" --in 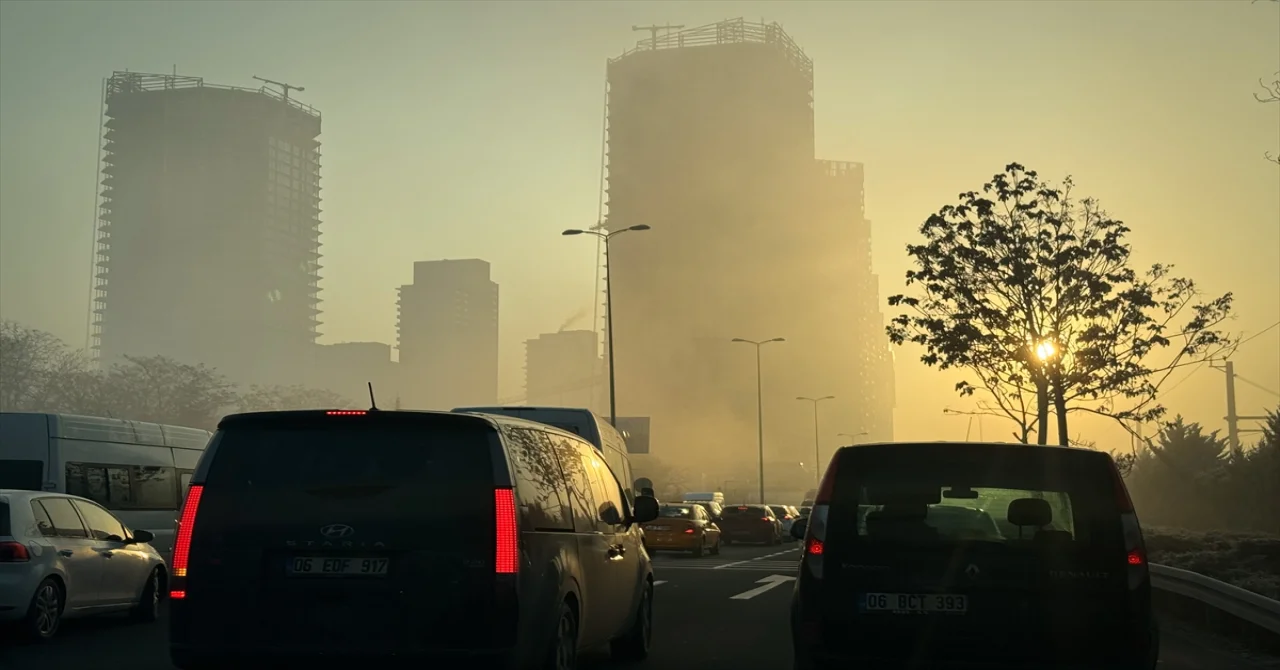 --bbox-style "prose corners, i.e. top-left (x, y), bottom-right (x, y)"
top-left (168, 410), bottom-right (660, 669)
top-left (789, 442), bottom-right (1157, 670)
